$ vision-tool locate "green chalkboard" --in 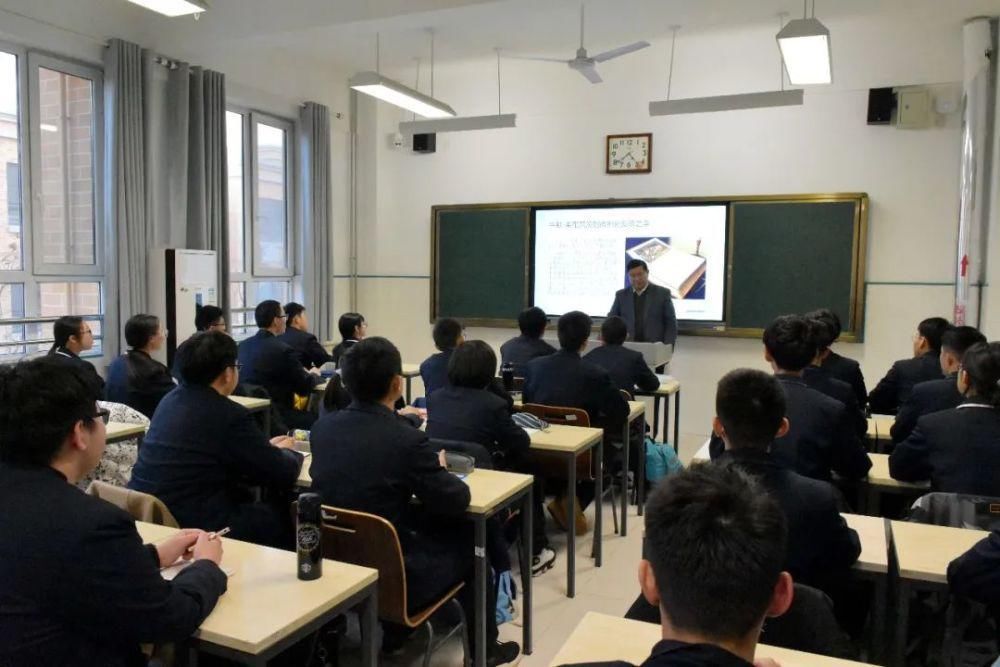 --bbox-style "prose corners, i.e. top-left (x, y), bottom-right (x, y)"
top-left (432, 206), bottom-right (530, 325)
